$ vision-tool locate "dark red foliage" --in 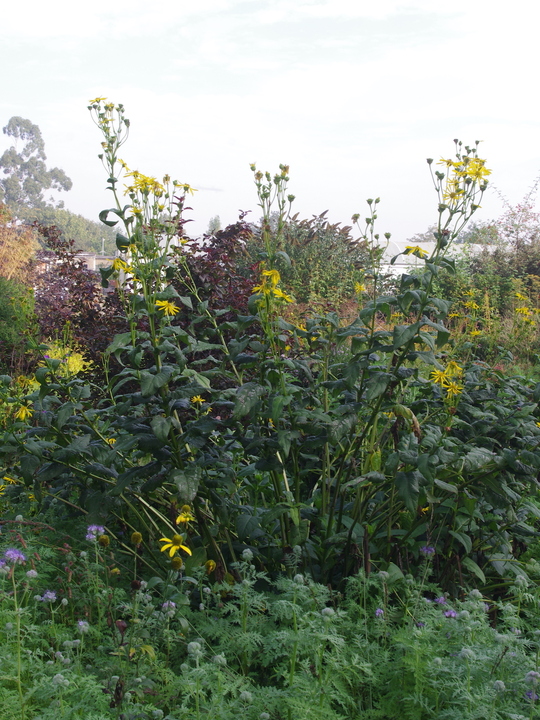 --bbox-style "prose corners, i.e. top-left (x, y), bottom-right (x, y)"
top-left (34, 223), bottom-right (128, 366)
top-left (177, 212), bottom-right (258, 314)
